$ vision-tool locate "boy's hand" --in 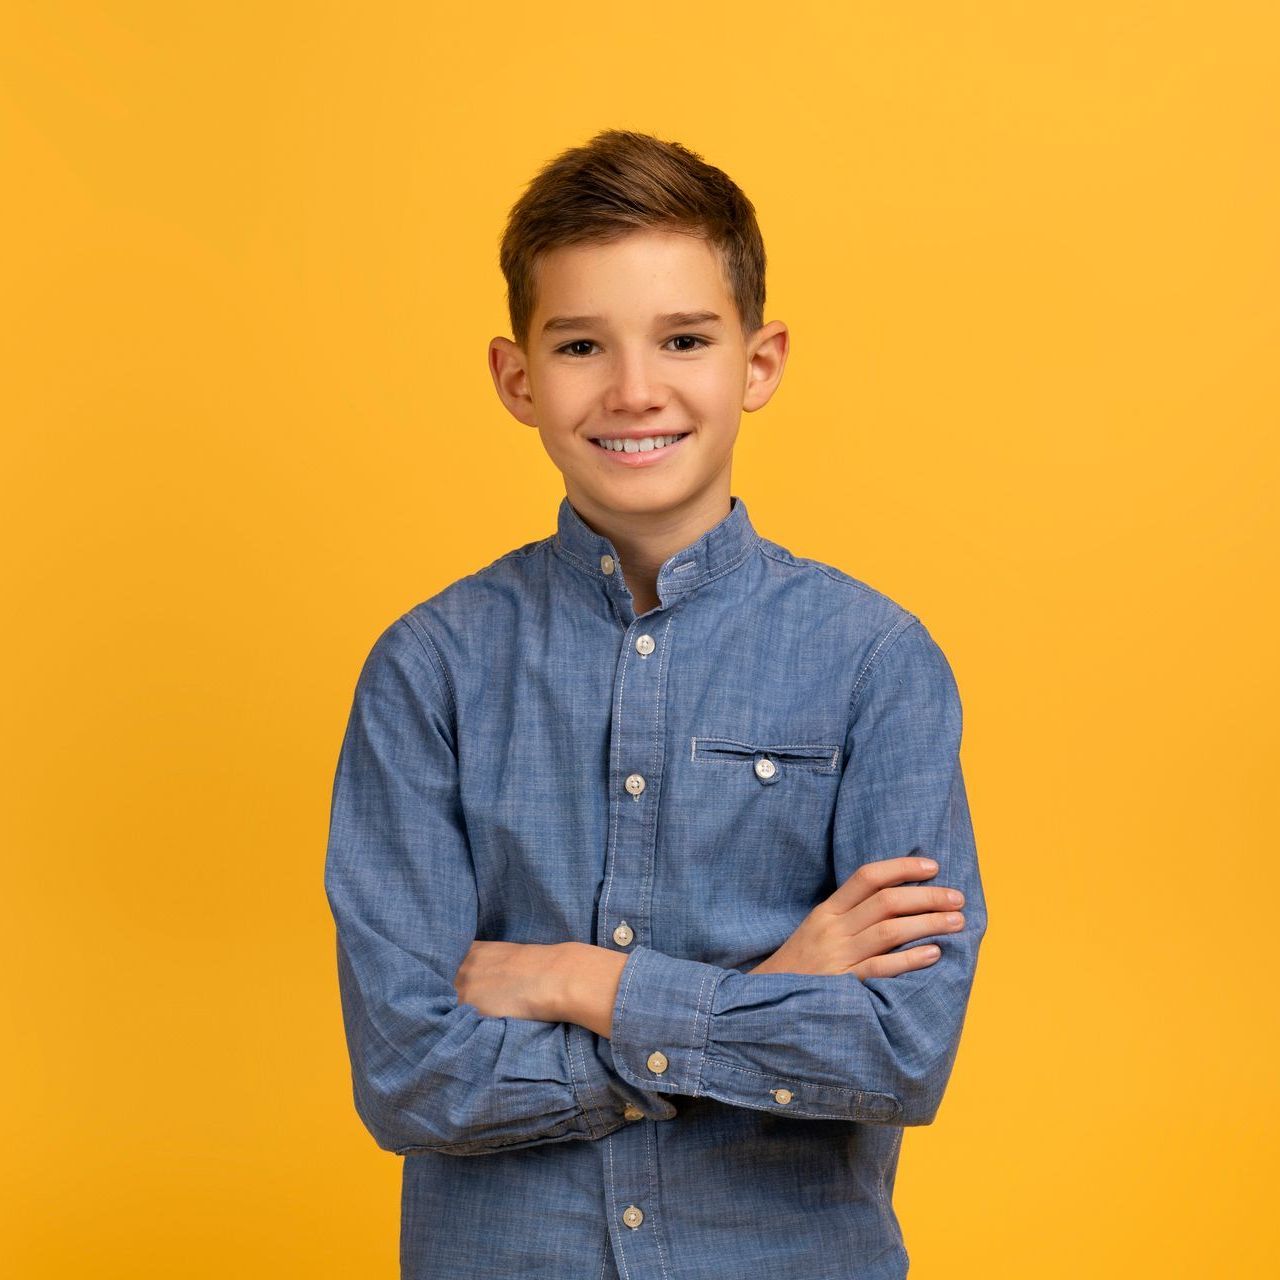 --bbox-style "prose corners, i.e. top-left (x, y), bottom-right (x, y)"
top-left (454, 940), bottom-right (628, 1038)
top-left (453, 940), bottom-right (565, 1023)
top-left (752, 857), bottom-right (965, 980)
